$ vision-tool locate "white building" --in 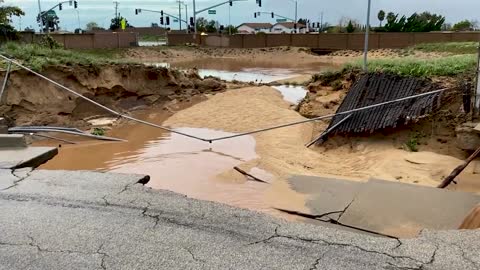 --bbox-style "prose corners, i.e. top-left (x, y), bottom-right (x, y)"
top-left (271, 22), bottom-right (307, 34)
top-left (237, 23), bottom-right (273, 34)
